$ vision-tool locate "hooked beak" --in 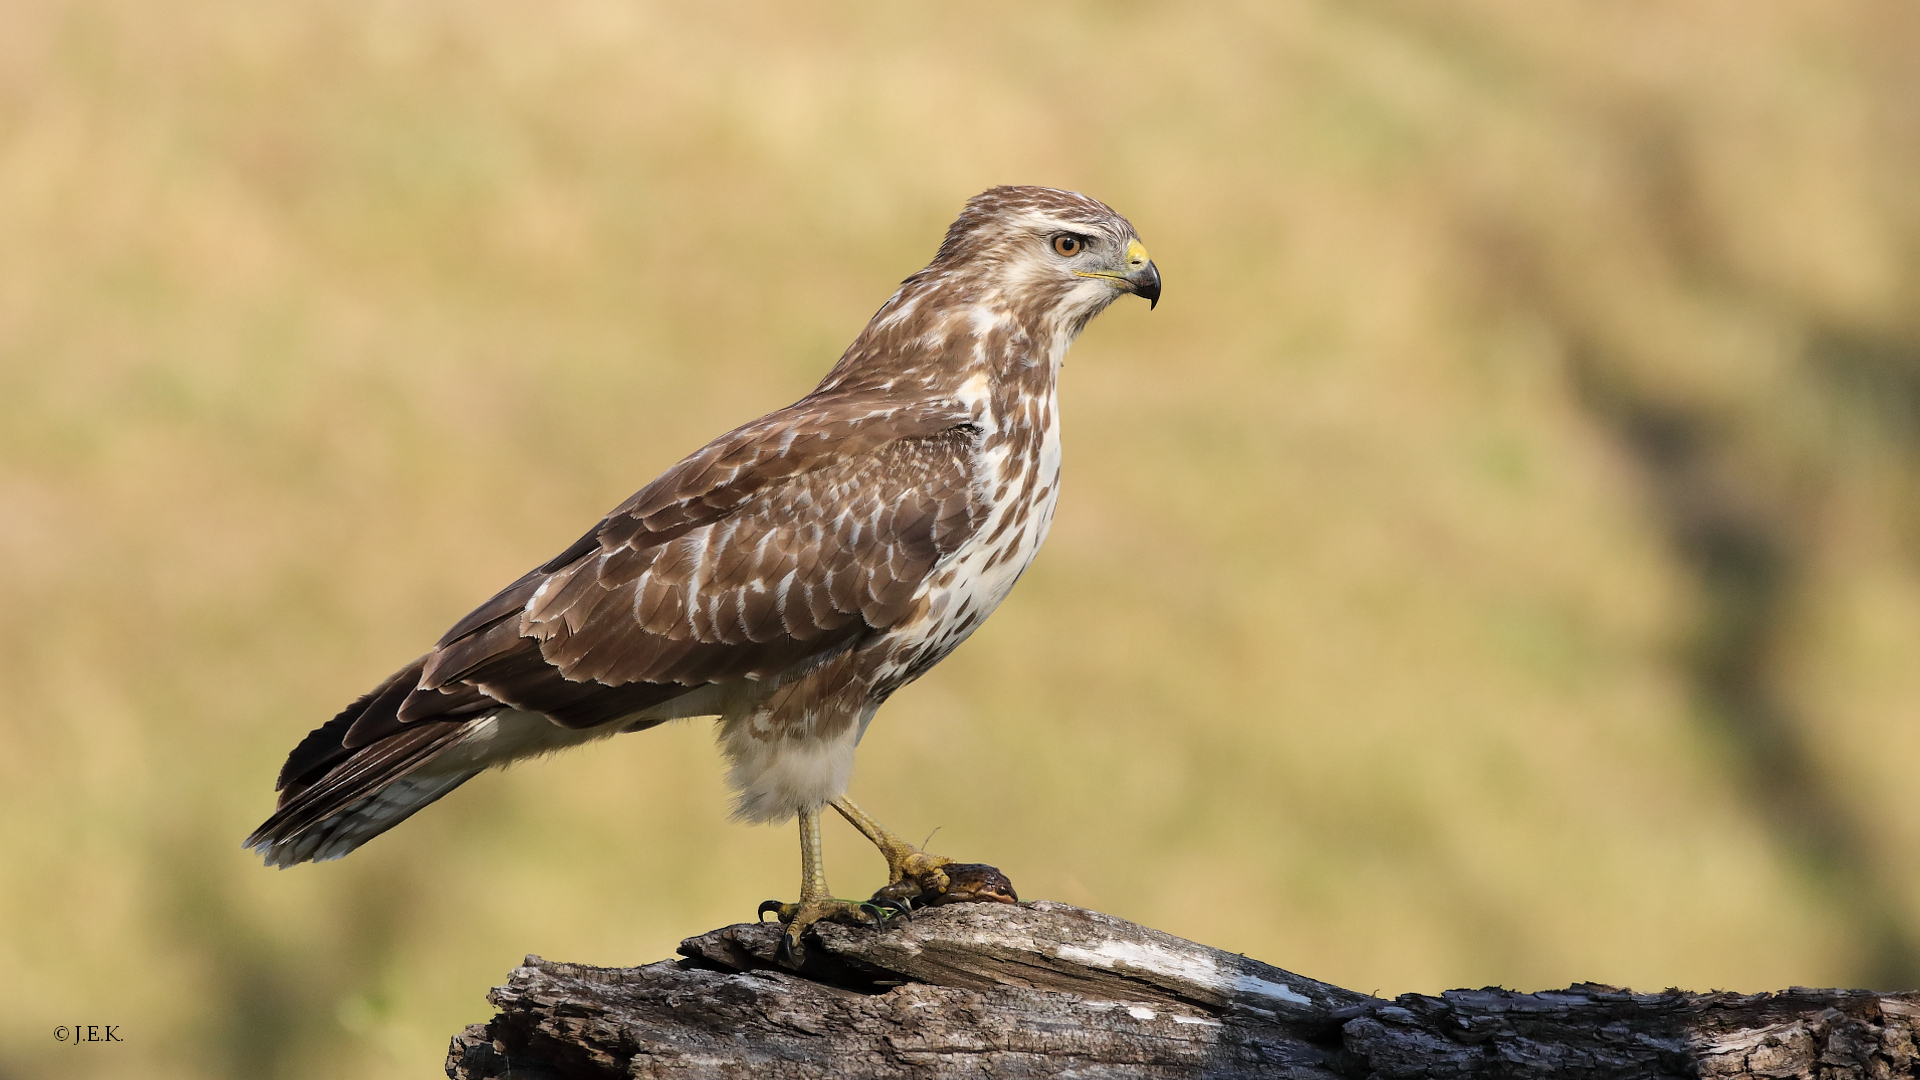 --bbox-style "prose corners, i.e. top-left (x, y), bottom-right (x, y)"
top-left (1127, 260), bottom-right (1162, 310)
top-left (1074, 238), bottom-right (1163, 309)
top-left (1122, 237), bottom-right (1160, 309)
